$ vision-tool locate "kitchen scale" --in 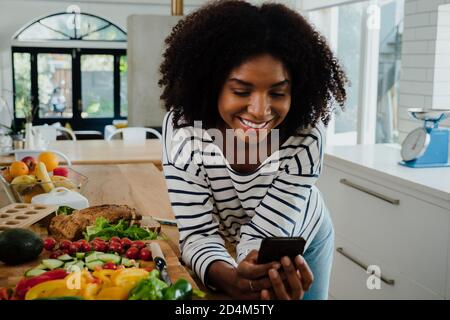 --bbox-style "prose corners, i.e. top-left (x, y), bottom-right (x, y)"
top-left (399, 108), bottom-right (450, 168)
